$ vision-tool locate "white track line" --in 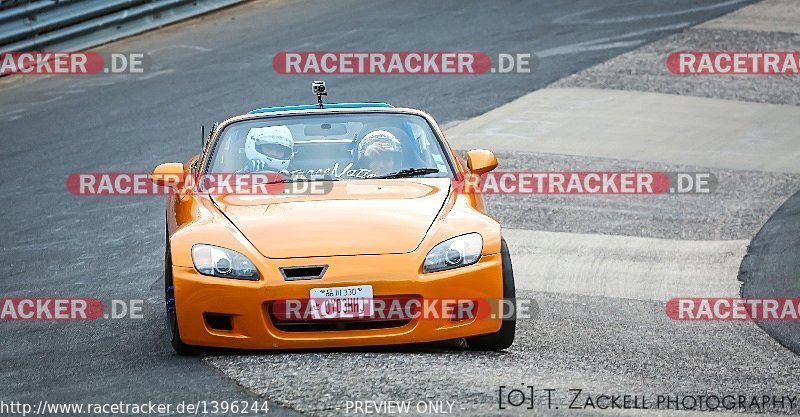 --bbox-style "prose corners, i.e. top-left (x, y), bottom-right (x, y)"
top-left (504, 228), bottom-right (748, 302)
